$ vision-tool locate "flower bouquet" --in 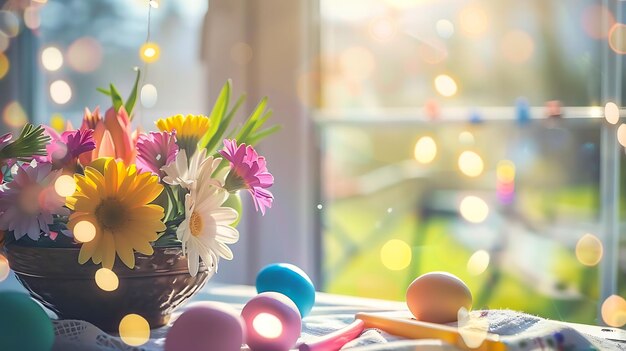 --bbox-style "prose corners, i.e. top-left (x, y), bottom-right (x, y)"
top-left (0, 76), bottom-right (278, 331)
